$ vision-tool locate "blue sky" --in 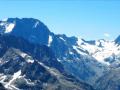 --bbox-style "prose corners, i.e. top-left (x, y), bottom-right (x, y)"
top-left (0, 0), bottom-right (120, 40)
